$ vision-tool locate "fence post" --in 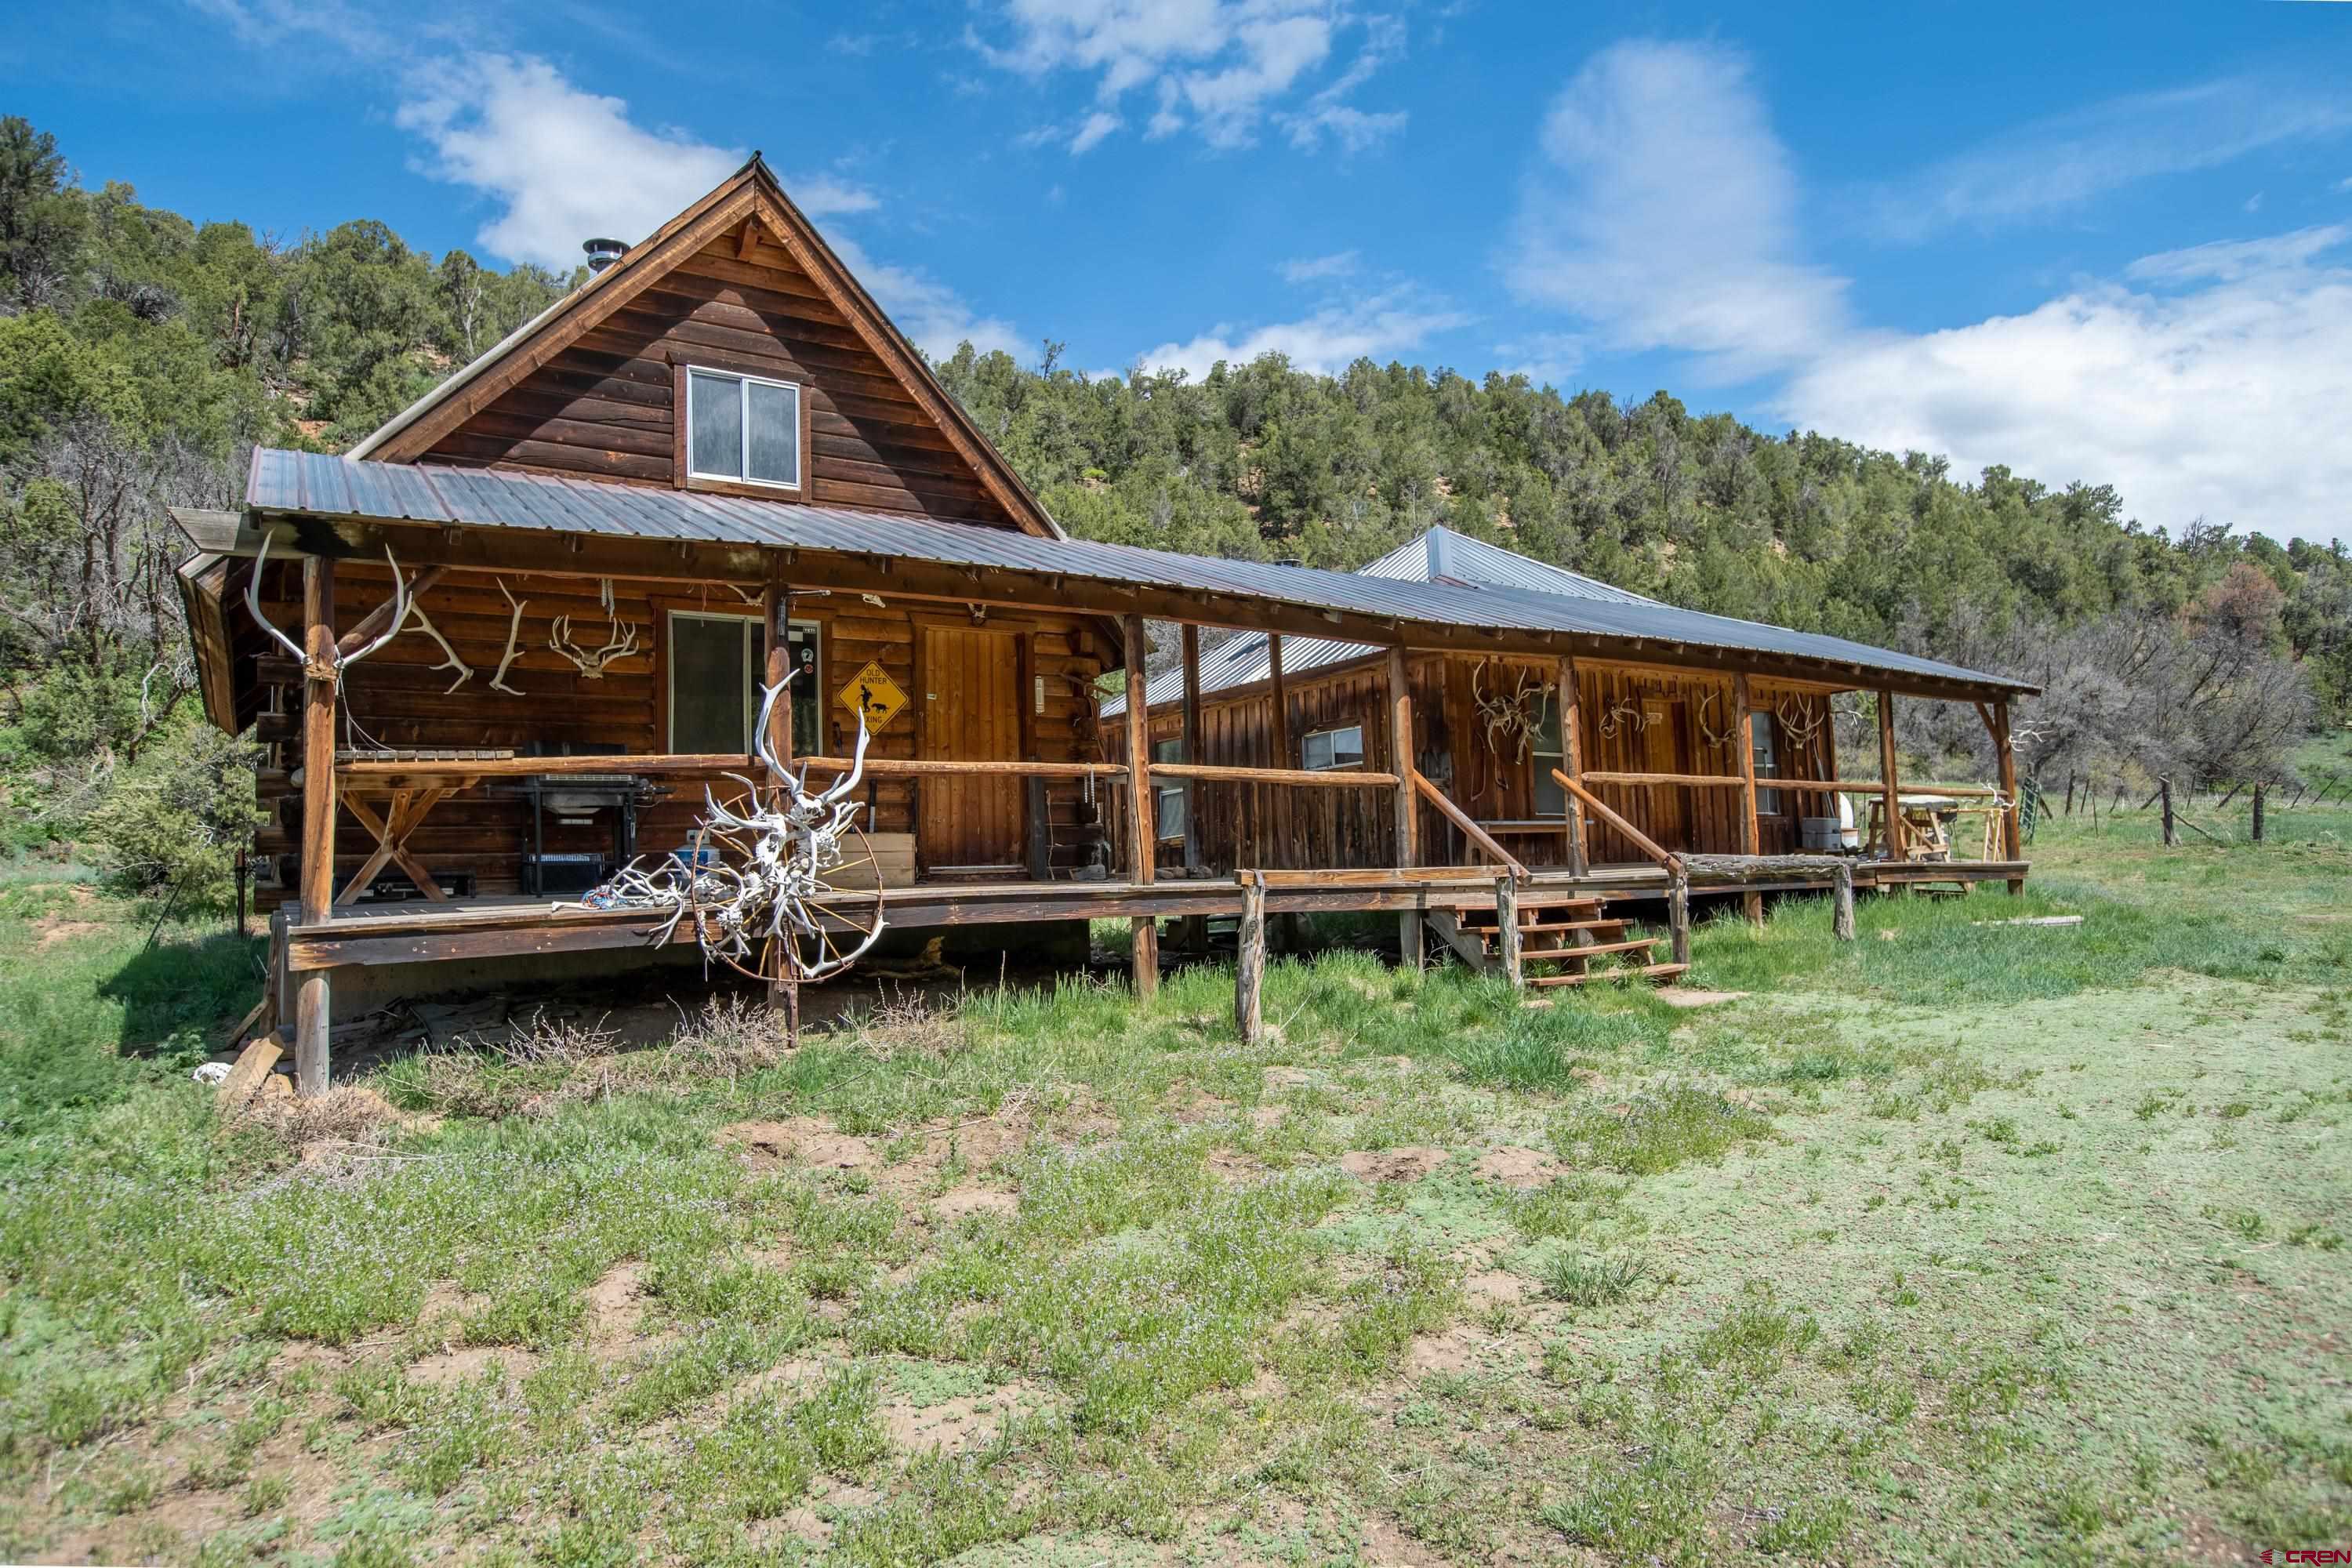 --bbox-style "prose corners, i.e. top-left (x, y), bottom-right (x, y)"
top-left (1236, 871), bottom-right (1265, 1044)
top-left (1832, 858), bottom-right (1856, 942)
top-left (2252, 782), bottom-right (2266, 844)
top-left (1496, 874), bottom-right (1524, 990)
top-left (1668, 866), bottom-right (1691, 967)
top-left (2160, 777), bottom-right (2177, 847)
